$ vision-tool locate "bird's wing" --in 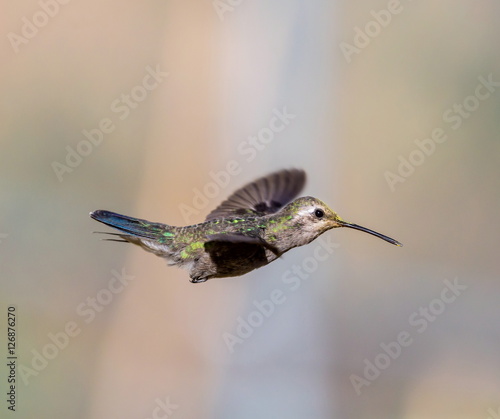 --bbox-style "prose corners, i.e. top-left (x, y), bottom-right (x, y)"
top-left (206, 233), bottom-right (280, 255)
top-left (204, 168), bottom-right (306, 221)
